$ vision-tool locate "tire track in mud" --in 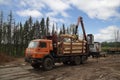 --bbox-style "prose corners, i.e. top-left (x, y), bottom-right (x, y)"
top-left (0, 66), bottom-right (45, 80)
top-left (0, 67), bottom-right (25, 75)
